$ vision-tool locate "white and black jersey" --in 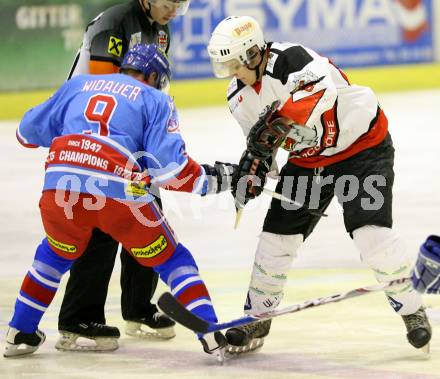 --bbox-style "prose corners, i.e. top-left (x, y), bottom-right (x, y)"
top-left (227, 42), bottom-right (388, 168)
